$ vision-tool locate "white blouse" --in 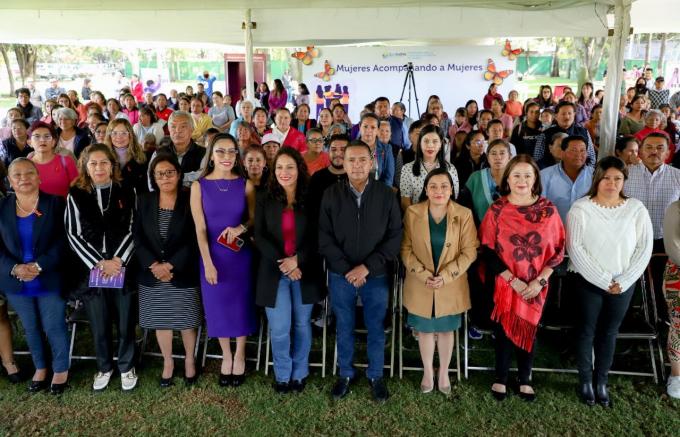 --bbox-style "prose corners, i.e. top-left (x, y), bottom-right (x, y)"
top-left (566, 196), bottom-right (653, 292)
top-left (399, 160), bottom-right (460, 203)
